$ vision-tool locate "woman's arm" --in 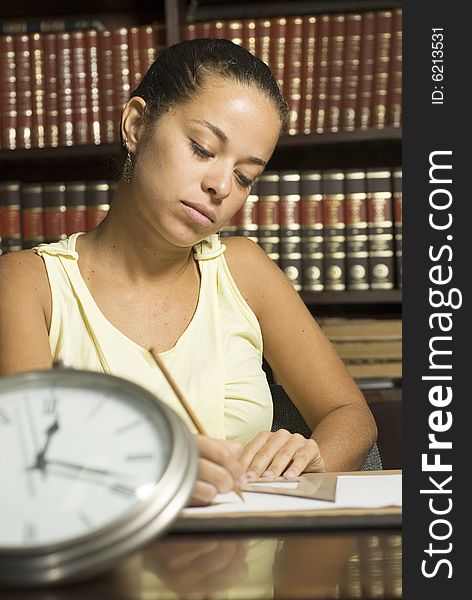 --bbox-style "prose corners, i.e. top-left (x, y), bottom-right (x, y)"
top-left (0, 251), bottom-right (53, 376)
top-left (224, 237), bottom-right (378, 473)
